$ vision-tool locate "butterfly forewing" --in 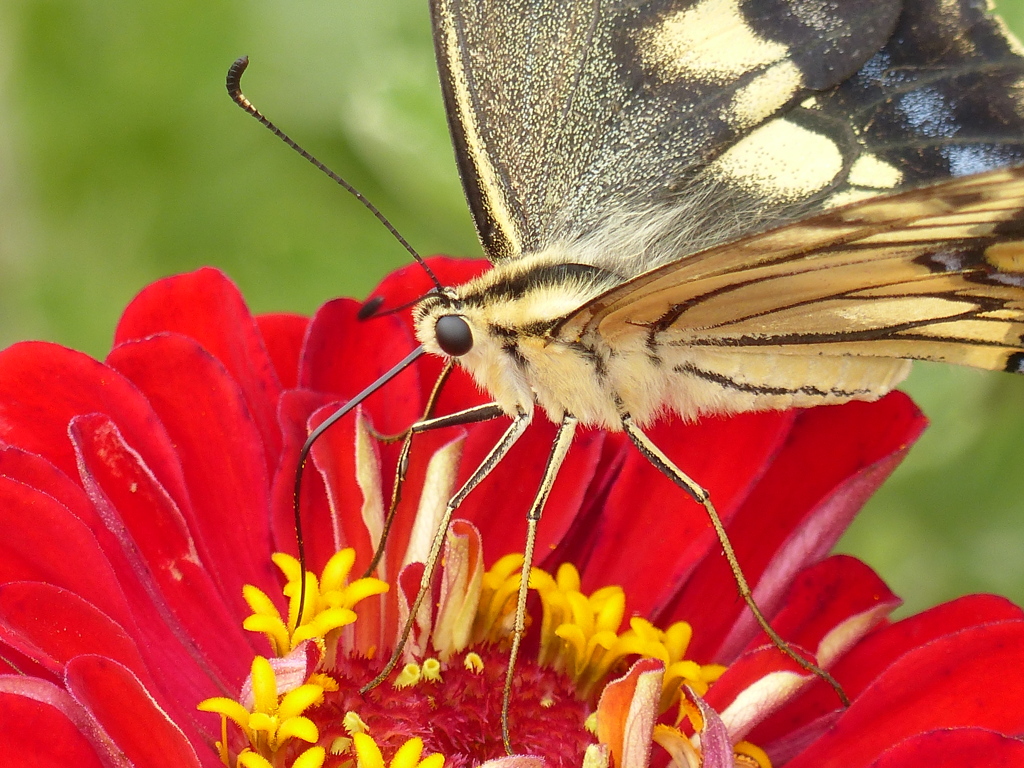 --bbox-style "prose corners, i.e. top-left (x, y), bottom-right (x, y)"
top-left (432, 0), bottom-right (1024, 279)
top-left (430, 0), bottom-right (904, 263)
